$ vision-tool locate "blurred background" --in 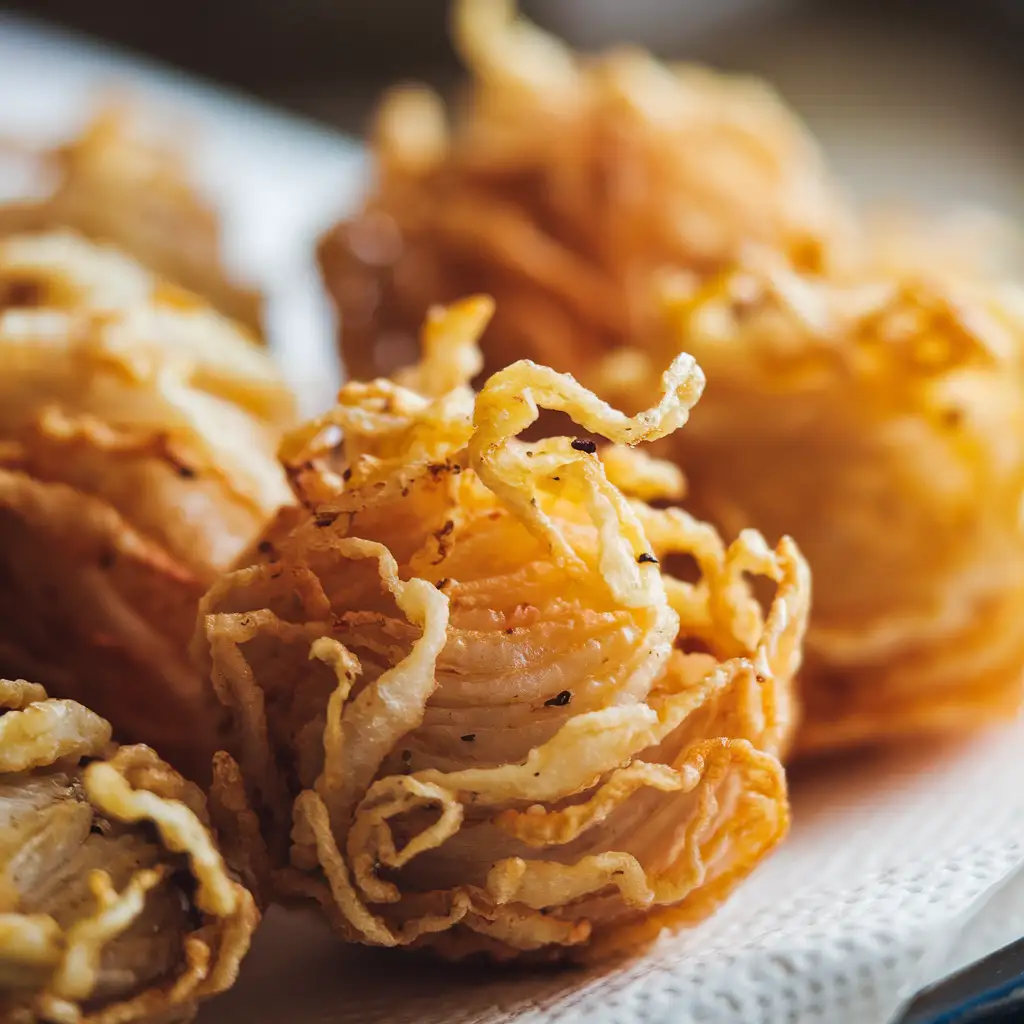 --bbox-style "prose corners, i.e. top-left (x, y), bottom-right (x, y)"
top-left (4, 0), bottom-right (1024, 215)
